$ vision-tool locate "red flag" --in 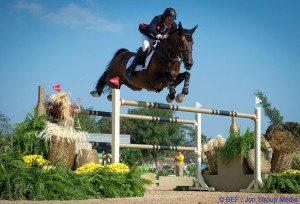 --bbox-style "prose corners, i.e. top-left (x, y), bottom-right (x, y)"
top-left (52, 84), bottom-right (61, 93)
top-left (109, 77), bottom-right (120, 87)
